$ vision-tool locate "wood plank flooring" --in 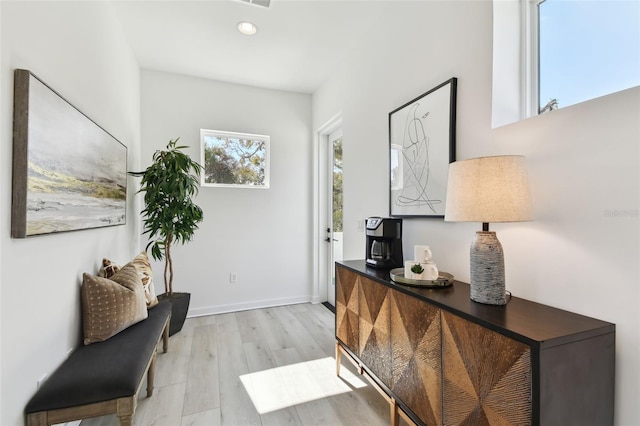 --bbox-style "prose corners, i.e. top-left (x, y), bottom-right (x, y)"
top-left (80, 303), bottom-right (403, 426)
